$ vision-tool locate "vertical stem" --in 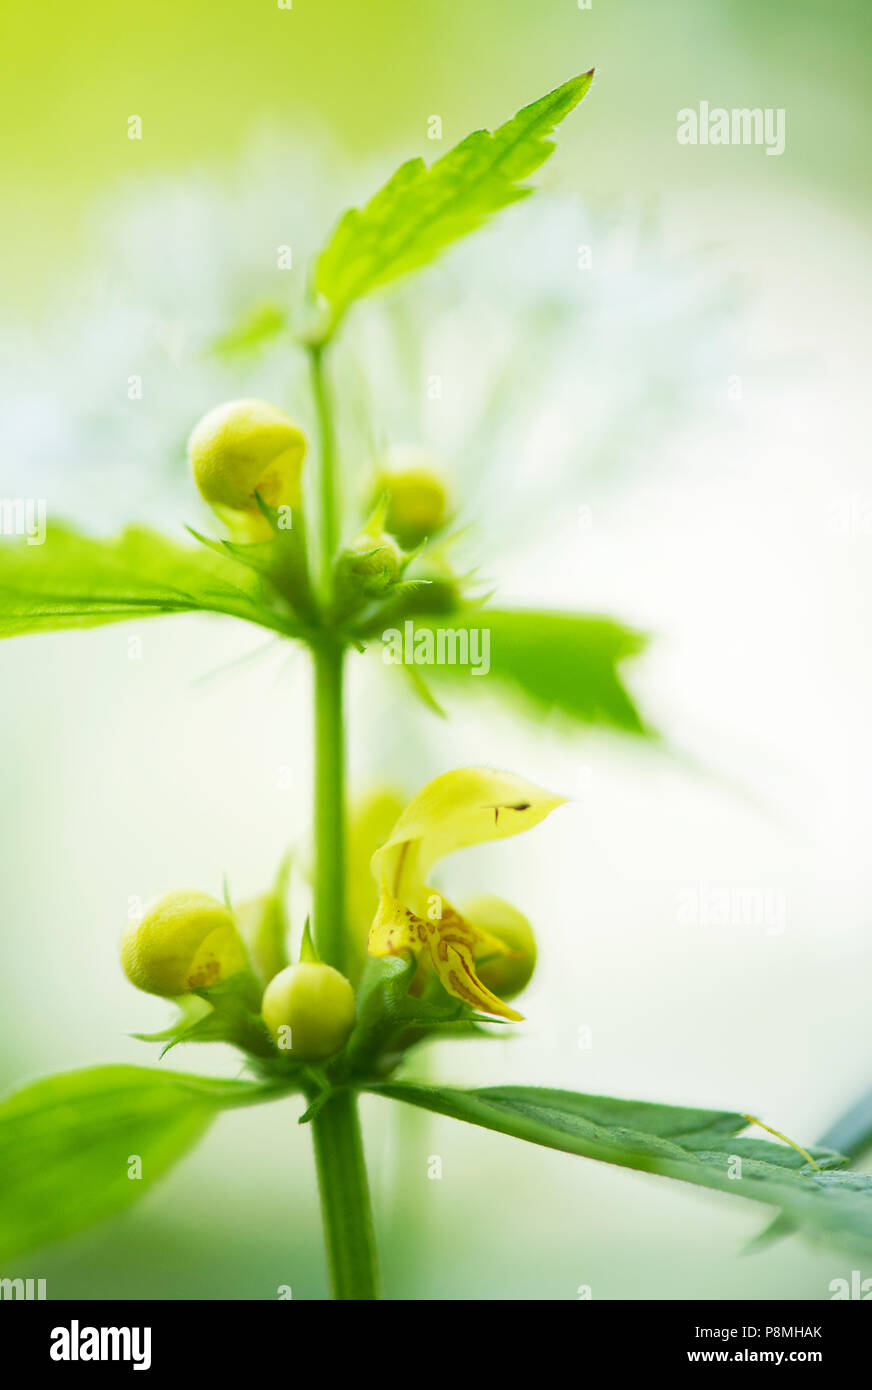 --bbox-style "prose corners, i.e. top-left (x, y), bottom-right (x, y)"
top-left (310, 1088), bottom-right (380, 1300)
top-left (306, 340), bottom-right (381, 1300)
top-left (309, 342), bottom-right (339, 599)
top-left (312, 633), bottom-right (347, 974)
